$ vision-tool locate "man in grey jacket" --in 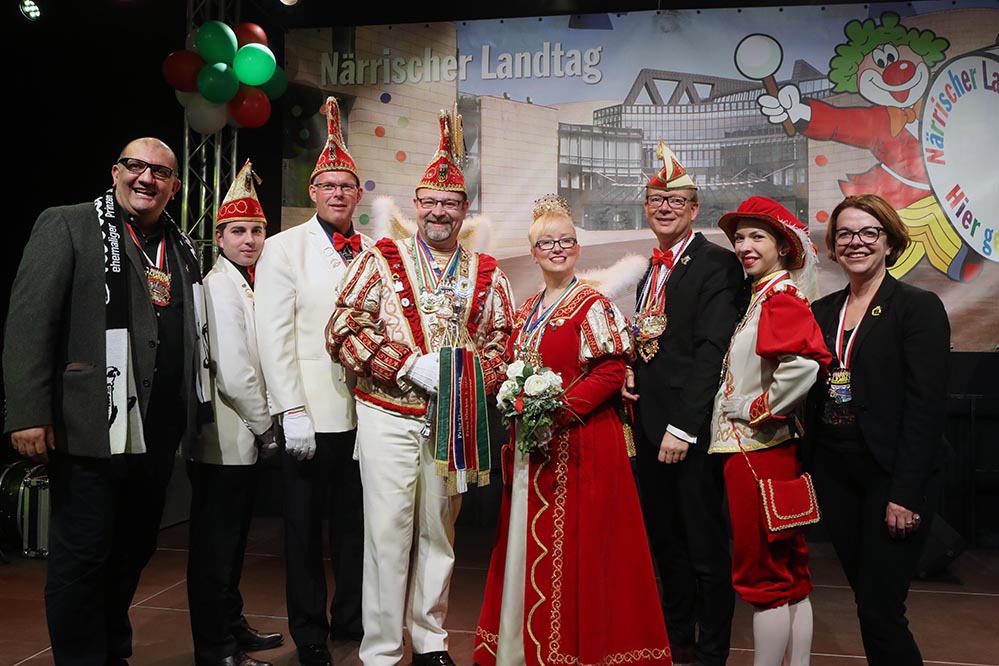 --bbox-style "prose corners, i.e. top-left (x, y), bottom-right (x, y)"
top-left (4, 137), bottom-right (211, 666)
